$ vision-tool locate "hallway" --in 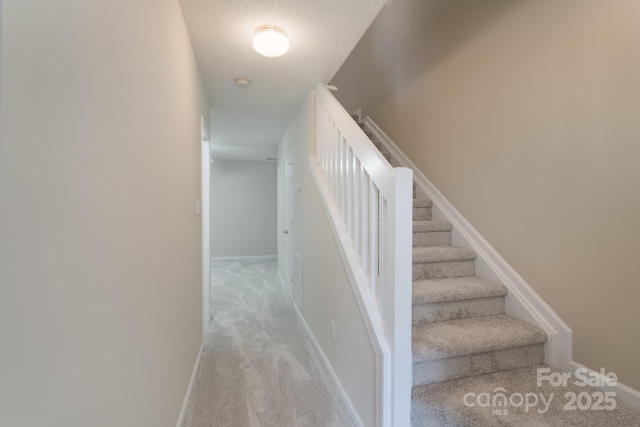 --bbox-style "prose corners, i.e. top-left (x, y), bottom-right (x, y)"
top-left (182, 259), bottom-right (356, 427)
